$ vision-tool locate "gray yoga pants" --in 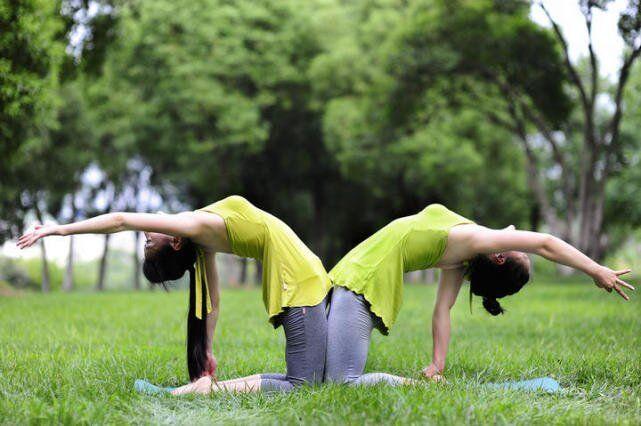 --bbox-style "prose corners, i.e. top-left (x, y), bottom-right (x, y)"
top-left (259, 297), bottom-right (328, 392)
top-left (324, 286), bottom-right (410, 386)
